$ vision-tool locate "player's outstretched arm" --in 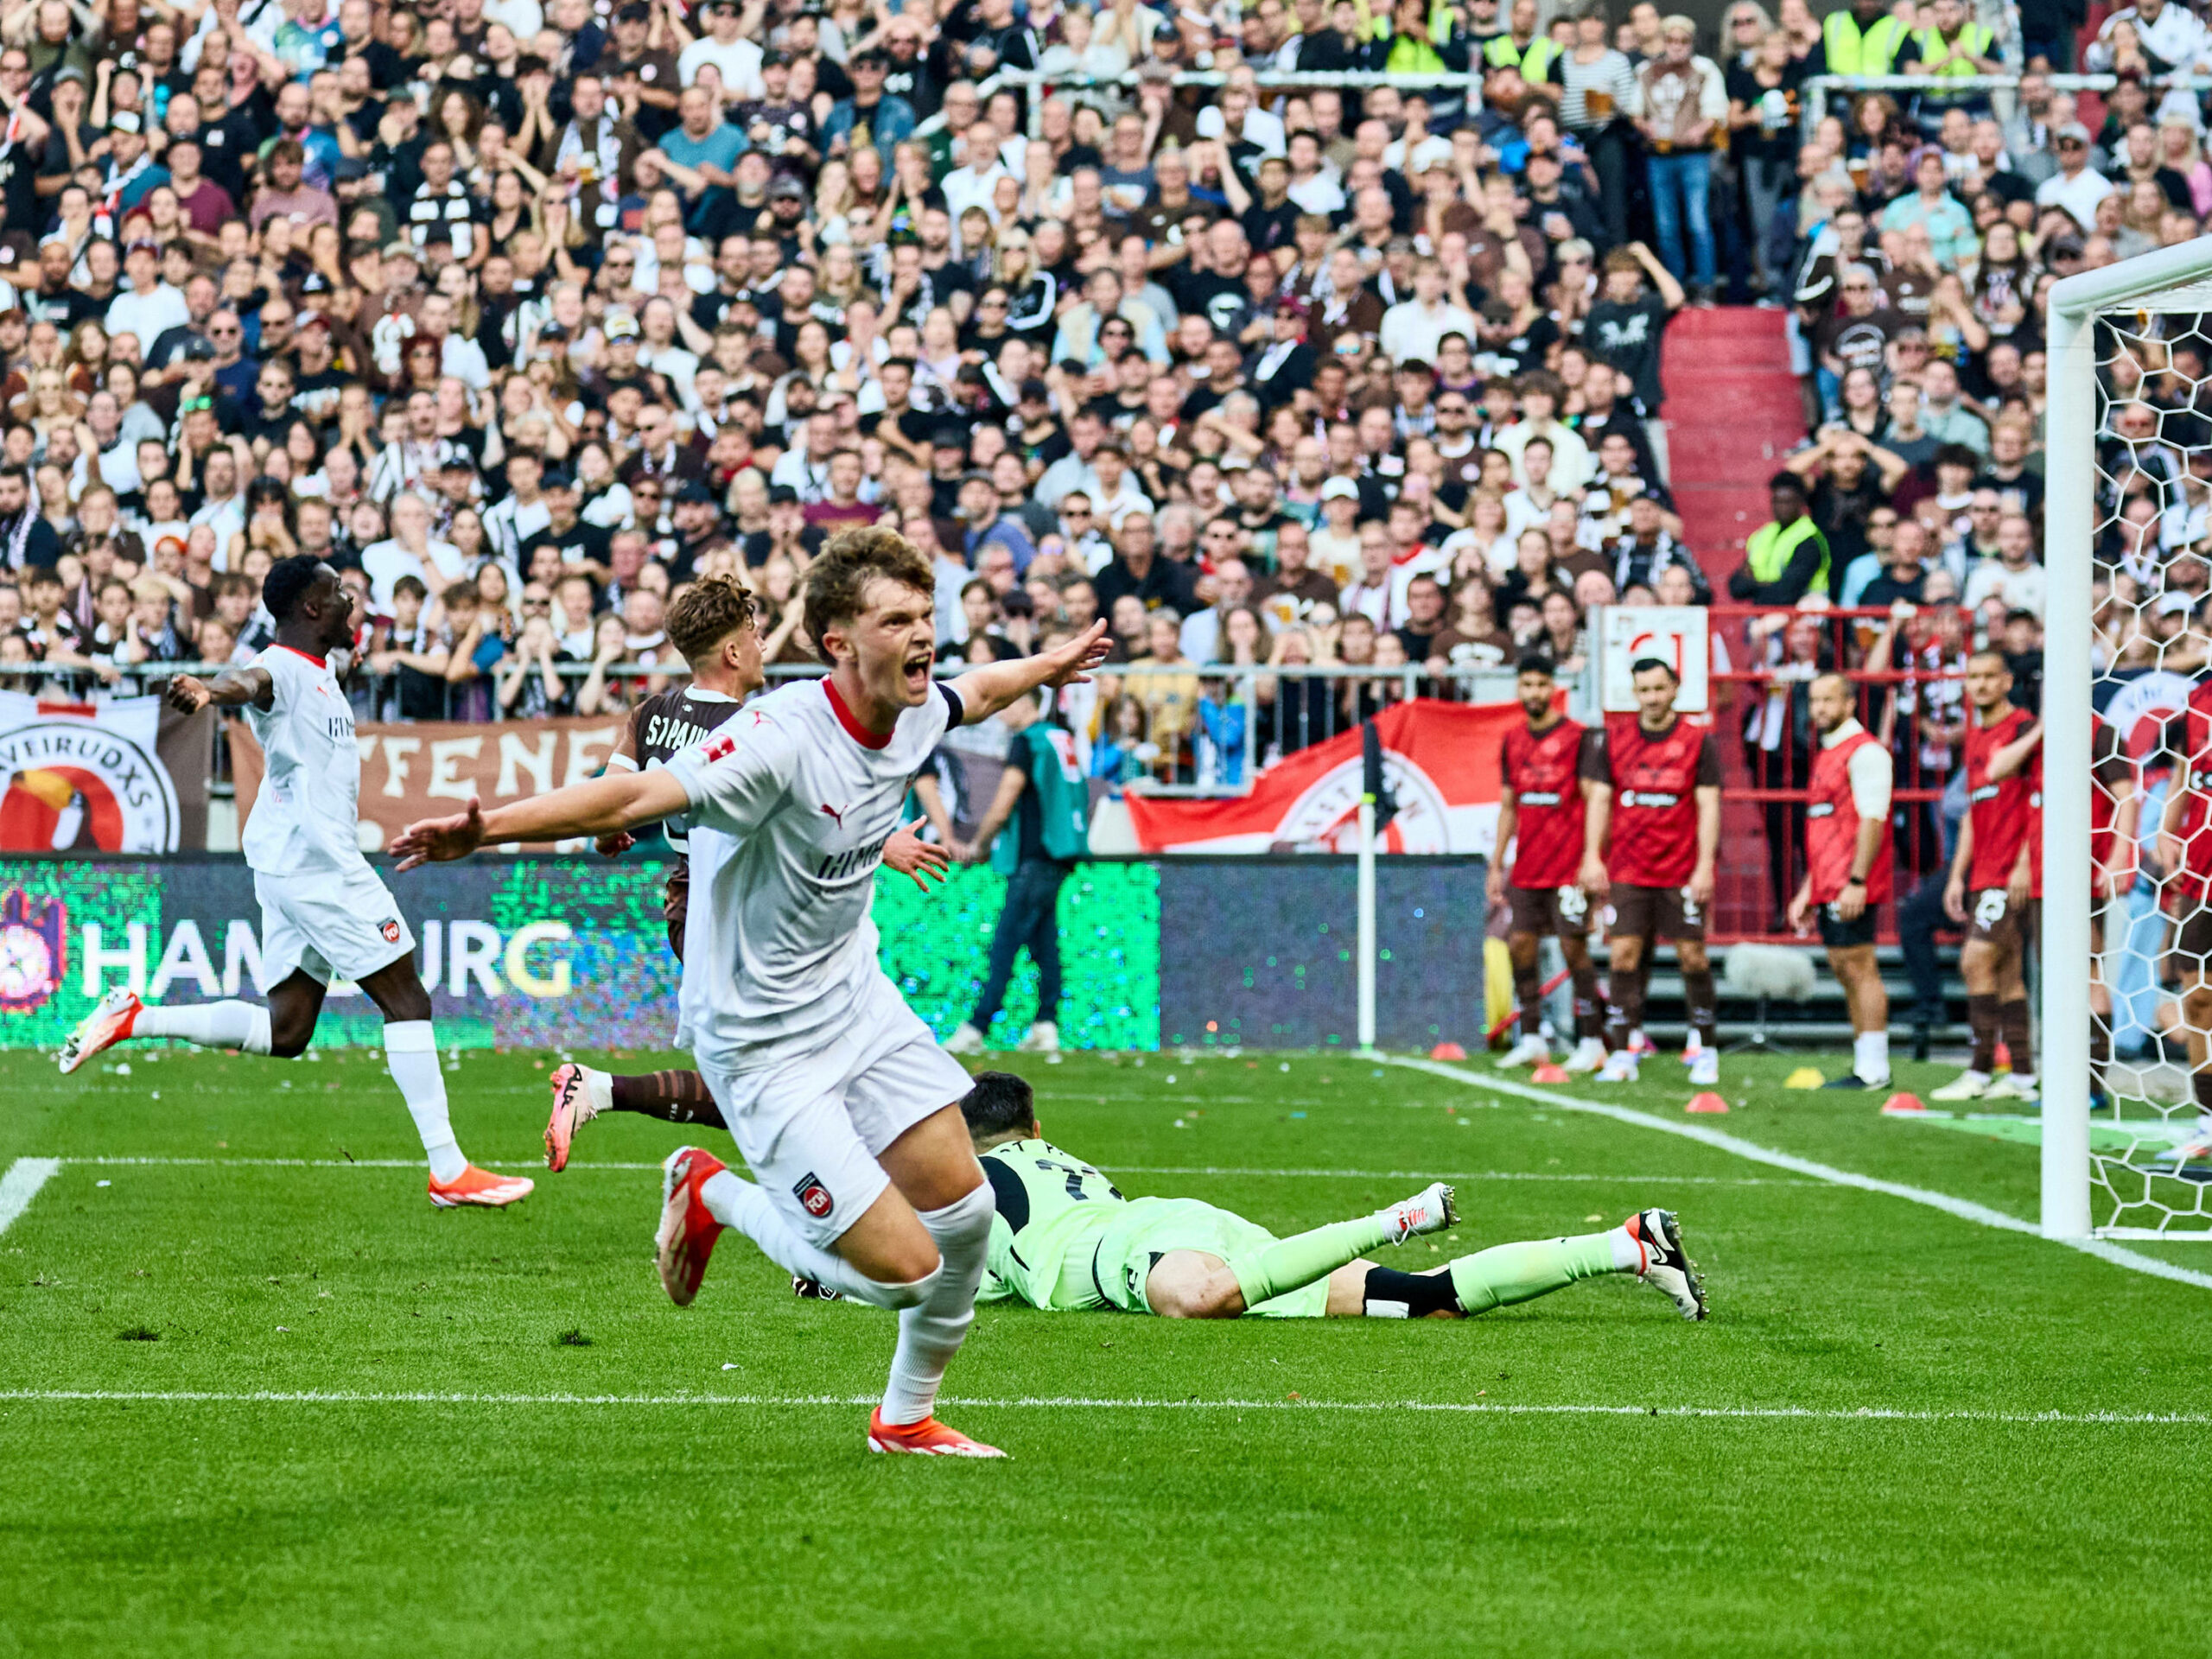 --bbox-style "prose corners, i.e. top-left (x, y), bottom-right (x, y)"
top-left (166, 666), bottom-right (274, 715)
top-left (948, 619), bottom-right (1111, 724)
top-left (391, 771), bottom-right (693, 869)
